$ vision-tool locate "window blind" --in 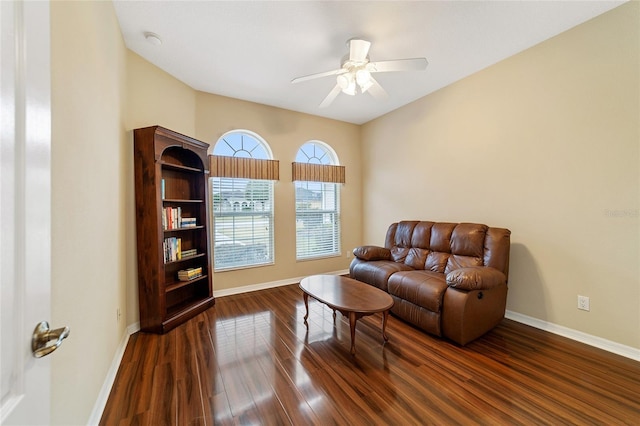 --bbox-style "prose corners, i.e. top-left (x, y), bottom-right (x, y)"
top-left (209, 154), bottom-right (278, 270)
top-left (295, 181), bottom-right (341, 260)
top-left (212, 177), bottom-right (274, 270)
